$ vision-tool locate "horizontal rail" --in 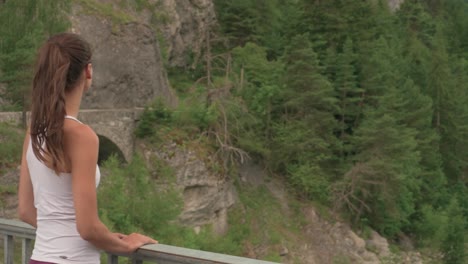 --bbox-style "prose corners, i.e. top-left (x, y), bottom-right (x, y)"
top-left (0, 218), bottom-right (278, 264)
top-left (0, 218), bottom-right (35, 239)
top-left (110, 243), bottom-right (278, 264)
